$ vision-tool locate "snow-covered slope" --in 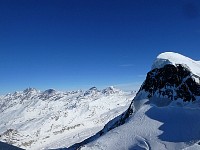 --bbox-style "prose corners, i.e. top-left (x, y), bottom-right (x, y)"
top-left (70, 52), bottom-right (200, 150)
top-left (0, 87), bottom-right (135, 149)
top-left (80, 104), bottom-right (200, 150)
